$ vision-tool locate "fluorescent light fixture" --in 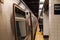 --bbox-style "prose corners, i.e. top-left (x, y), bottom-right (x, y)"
top-left (40, 0), bottom-right (45, 2)
top-left (39, 4), bottom-right (43, 8)
top-left (39, 11), bottom-right (41, 17)
top-left (39, 10), bottom-right (42, 12)
top-left (39, 10), bottom-right (42, 14)
top-left (40, 16), bottom-right (43, 19)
